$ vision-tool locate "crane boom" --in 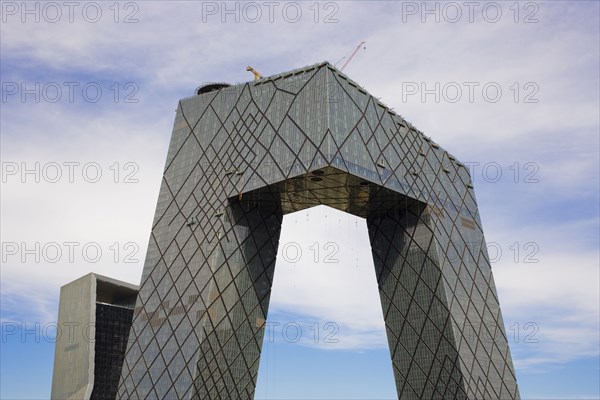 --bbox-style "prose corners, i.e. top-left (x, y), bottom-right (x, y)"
top-left (246, 66), bottom-right (263, 81)
top-left (340, 41), bottom-right (366, 71)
